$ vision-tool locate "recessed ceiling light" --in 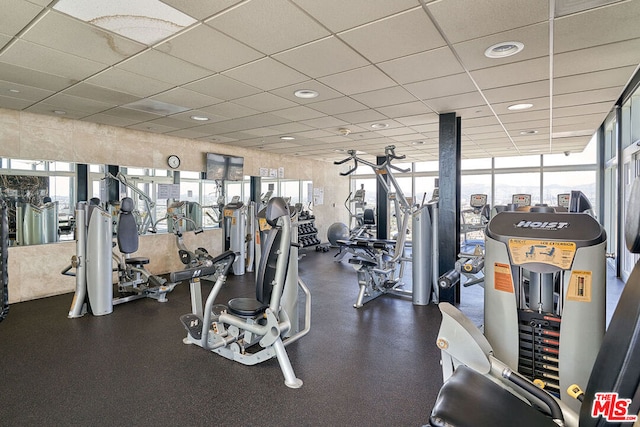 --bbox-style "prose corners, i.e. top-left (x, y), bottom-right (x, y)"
top-left (412, 141), bottom-right (426, 145)
top-left (280, 136), bottom-right (295, 140)
top-left (485, 41), bottom-right (524, 58)
top-left (519, 130), bottom-right (539, 135)
top-left (508, 103), bottom-right (533, 111)
top-left (190, 115), bottom-right (209, 121)
top-left (8, 89), bottom-right (20, 93)
top-left (294, 89), bottom-right (319, 99)
top-left (334, 149), bottom-right (346, 153)
top-left (53, 110), bottom-right (67, 115)
top-left (370, 123), bottom-right (389, 129)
